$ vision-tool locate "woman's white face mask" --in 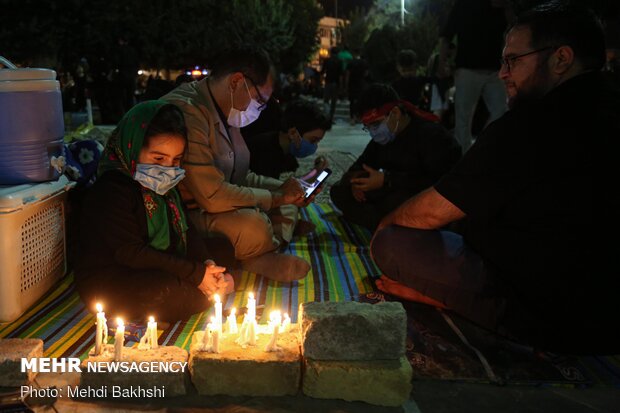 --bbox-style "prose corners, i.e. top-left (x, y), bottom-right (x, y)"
top-left (227, 78), bottom-right (262, 127)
